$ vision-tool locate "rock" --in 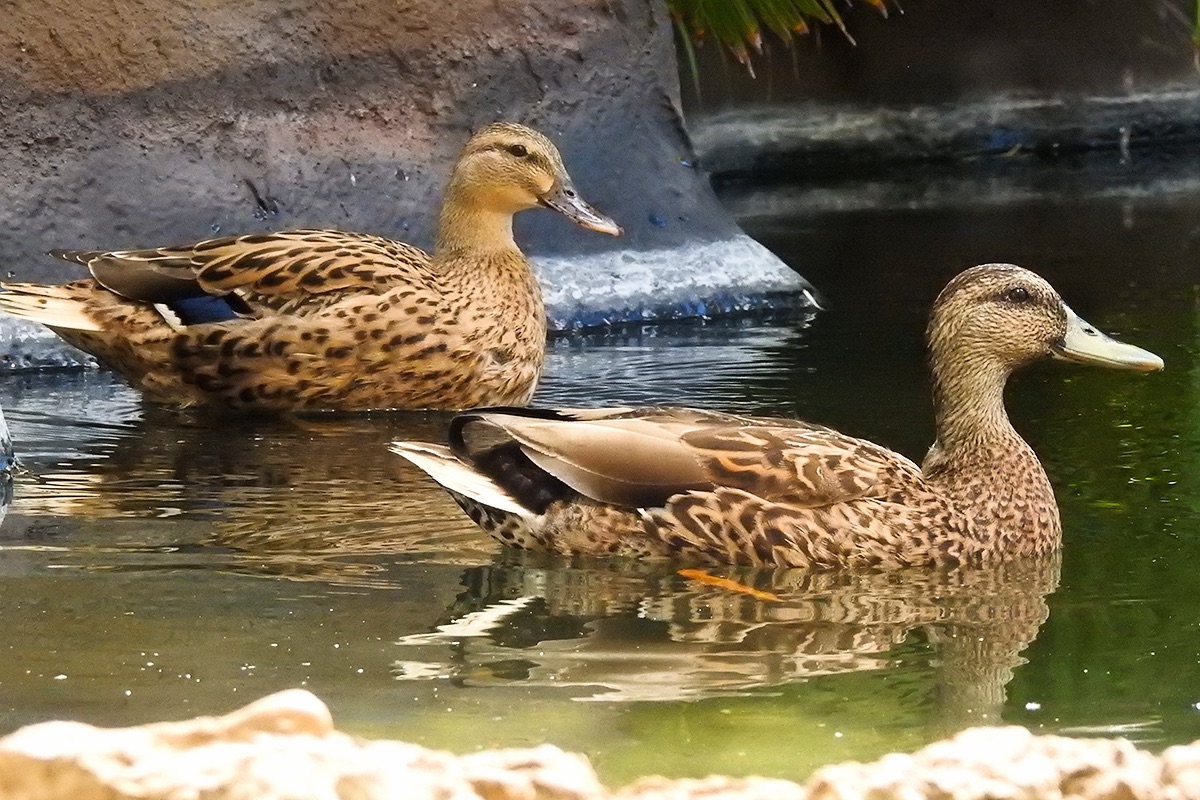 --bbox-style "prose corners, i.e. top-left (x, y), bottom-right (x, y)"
top-left (1, 691), bottom-right (1199, 800)
top-left (0, 400), bottom-right (12, 471)
top-left (618, 776), bottom-right (807, 800)
top-left (0, 386), bottom-right (19, 511)
top-left (1, 0), bottom-right (813, 338)
top-left (540, 238), bottom-right (818, 331)
top-left (805, 727), bottom-right (1167, 800)
top-left (691, 93), bottom-right (1200, 181)
top-left (682, 0), bottom-right (1200, 180)
top-left (0, 689), bottom-right (603, 800)
top-left (1162, 743), bottom-right (1200, 798)
top-left (0, 316), bottom-right (95, 372)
